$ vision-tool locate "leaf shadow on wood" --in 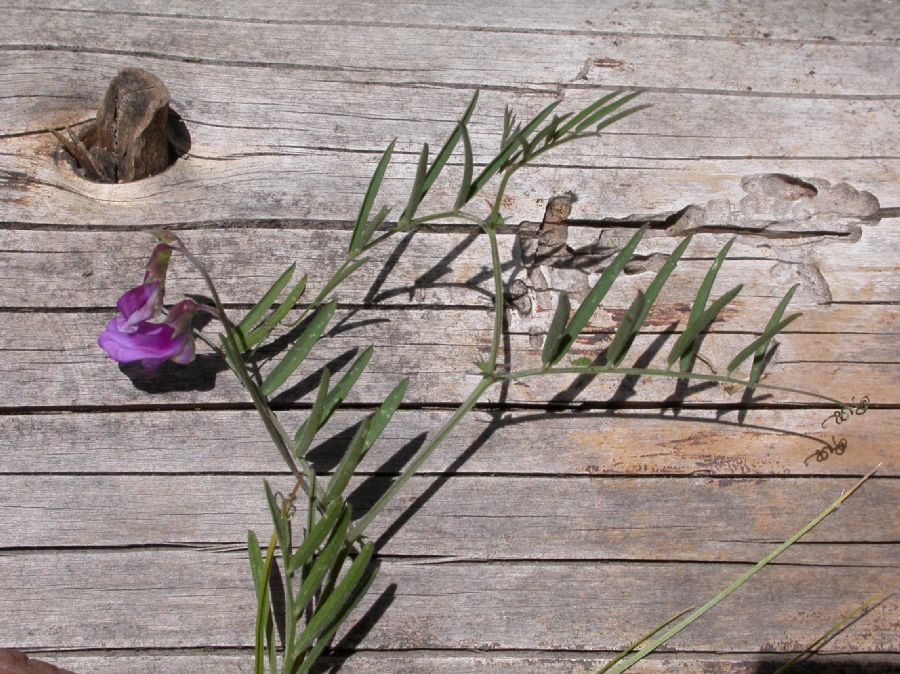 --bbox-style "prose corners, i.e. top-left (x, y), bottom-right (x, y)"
top-left (733, 342), bottom-right (779, 424)
top-left (316, 584), bottom-right (397, 674)
top-left (753, 658), bottom-right (899, 674)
